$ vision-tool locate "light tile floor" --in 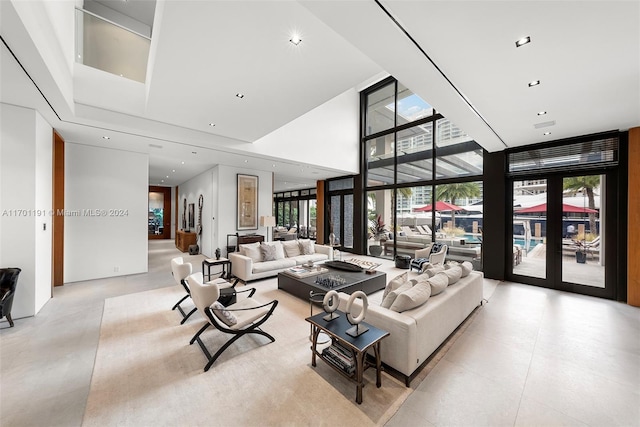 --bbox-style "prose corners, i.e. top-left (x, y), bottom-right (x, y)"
top-left (1, 241), bottom-right (639, 426)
